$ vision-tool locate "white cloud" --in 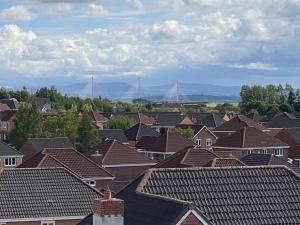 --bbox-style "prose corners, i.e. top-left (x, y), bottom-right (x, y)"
top-left (85, 3), bottom-right (109, 17)
top-left (0, 5), bottom-right (32, 21)
top-left (232, 62), bottom-right (279, 71)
